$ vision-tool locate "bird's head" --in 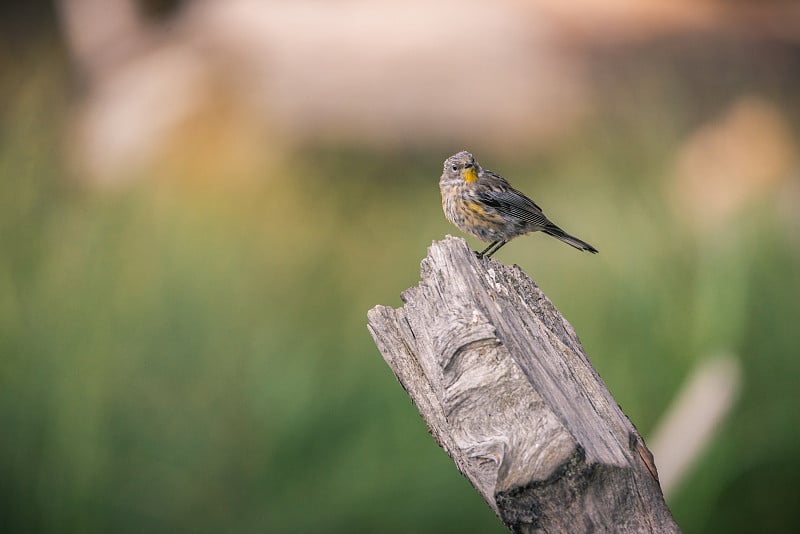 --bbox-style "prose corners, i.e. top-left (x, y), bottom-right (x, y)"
top-left (442, 151), bottom-right (479, 184)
